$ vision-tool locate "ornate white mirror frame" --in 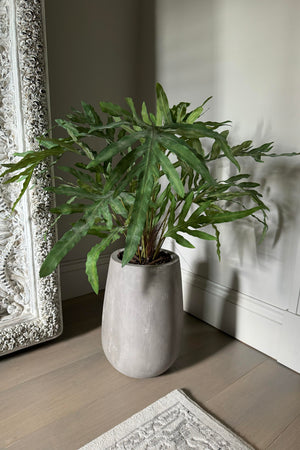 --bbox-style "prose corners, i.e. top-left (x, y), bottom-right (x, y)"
top-left (0, 0), bottom-right (62, 355)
